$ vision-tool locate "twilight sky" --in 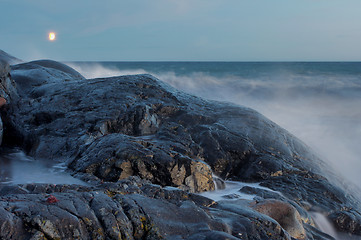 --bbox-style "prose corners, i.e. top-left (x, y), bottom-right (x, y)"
top-left (1, 0), bottom-right (361, 61)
